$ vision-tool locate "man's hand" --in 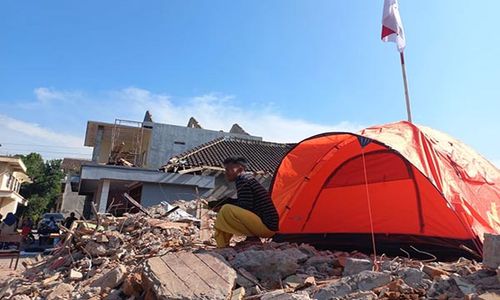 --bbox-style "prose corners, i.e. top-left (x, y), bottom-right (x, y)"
top-left (207, 199), bottom-right (224, 212)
